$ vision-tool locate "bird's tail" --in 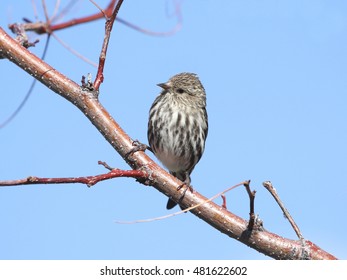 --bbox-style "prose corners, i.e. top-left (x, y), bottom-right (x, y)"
top-left (166, 171), bottom-right (190, 210)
